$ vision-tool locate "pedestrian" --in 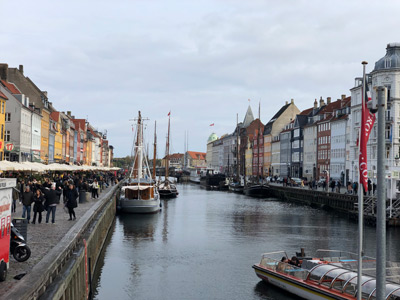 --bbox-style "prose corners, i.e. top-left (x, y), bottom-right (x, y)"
top-left (32, 189), bottom-right (45, 224)
top-left (330, 180), bottom-right (336, 192)
top-left (12, 186), bottom-right (19, 213)
top-left (337, 181), bottom-right (341, 193)
top-left (368, 179), bottom-right (372, 196)
top-left (21, 186), bottom-right (33, 223)
top-left (347, 182), bottom-right (352, 194)
top-left (373, 182), bottom-right (377, 195)
top-left (65, 184), bottom-right (78, 221)
top-left (92, 179), bottom-right (99, 198)
top-left (42, 183), bottom-right (62, 224)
